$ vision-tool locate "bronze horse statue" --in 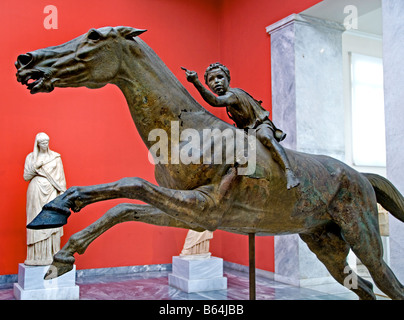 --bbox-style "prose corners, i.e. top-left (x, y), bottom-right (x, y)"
top-left (15, 26), bottom-right (404, 300)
